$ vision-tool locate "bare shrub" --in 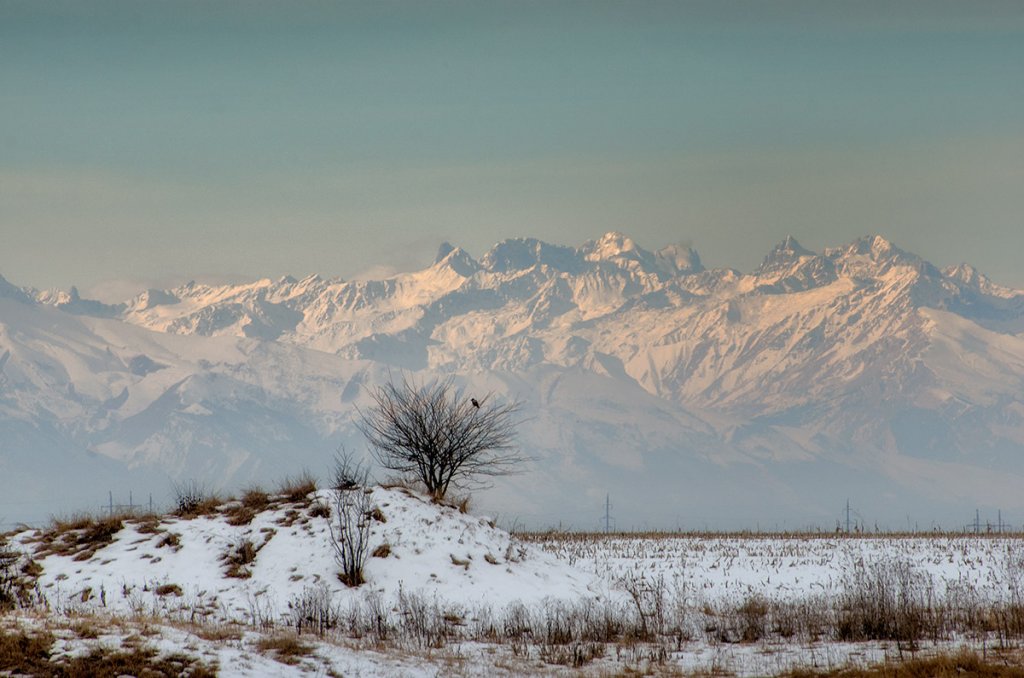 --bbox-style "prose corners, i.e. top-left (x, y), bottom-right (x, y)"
top-left (0, 539), bottom-right (20, 610)
top-left (396, 587), bottom-right (453, 649)
top-left (620, 572), bottom-right (667, 641)
top-left (328, 487), bottom-right (374, 587)
top-left (332, 446), bottom-right (371, 491)
top-left (287, 584), bottom-right (338, 636)
top-left (736, 594), bottom-right (769, 643)
top-left (358, 376), bottom-right (523, 500)
top-left (172, 480), bottom-right (220, 518)
top-left (836, 557), bottom-right (936, 645)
